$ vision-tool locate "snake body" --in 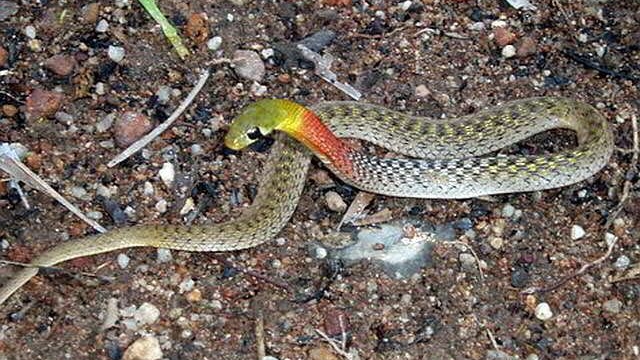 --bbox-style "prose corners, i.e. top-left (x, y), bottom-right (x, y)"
top-left (0, 97), bottom-right (613, 306)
